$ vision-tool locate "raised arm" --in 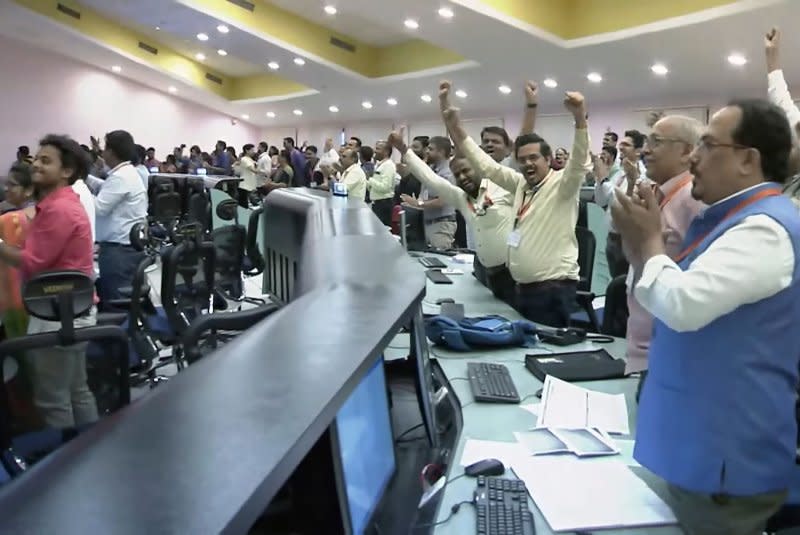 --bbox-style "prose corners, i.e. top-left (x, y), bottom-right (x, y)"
top-left (557, 91), bottom-right (591, 199)
top-left (518, 81), bottom-right (539, 136)
top-left (439, 80), bottom-right (524, 193)
top-left (388, 130), bottom-right (464, 210)
top-left (765, 27), bottom-right (800, 134)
